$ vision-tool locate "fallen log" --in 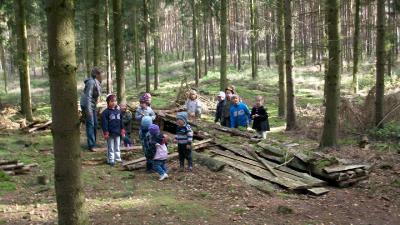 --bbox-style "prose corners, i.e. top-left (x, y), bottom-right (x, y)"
top-left (0, 160), bottom-right (18, 166)
top-left (323, 164), bottom-right (368, 174)
top-left (28, 120), bottom-right (52, 133)
top-left (192, 152), bottom-right (225, 172)
top-left (95, 145), bottom-right (143, 153)
top-left (0, 162), bottom-right (24, 171)
top-left (124, 152), bottom-right (180, 171)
